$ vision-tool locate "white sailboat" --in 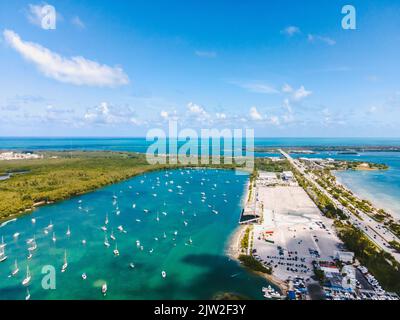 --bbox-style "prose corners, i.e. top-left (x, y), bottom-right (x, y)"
top-left (52, 232), bottom-right (57, 243)
top-left (110, 229), bottom-right (116, 241)
top-left (0, 246), bottom-right (7, 262)
top-left (12, 259), bottom-right (19, 275)
top-left (28, 237), bottom-right (37, 252)
top-left (105, 213), bottom-right (109, 225)
top-left (61, 250), bottom-right (68, 272)
top-left (25, 288), bottom-right (31, 300)
top-left (66, 225), bottom-right (71, 237)
top-left (102, 282), bottom-right (107, 296)
top-left (113, 243), bottom-right (119, 256)
top-left (48, 220), bottom-right (53, 229)
top-left (104, 234), bottom-right (110, 247)
top-left (22, 265), bottom-right (31, 286)
top-left (156, 213), bottom-right (160, 222)
top-left (0, 236), bottom-right (6, 249)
